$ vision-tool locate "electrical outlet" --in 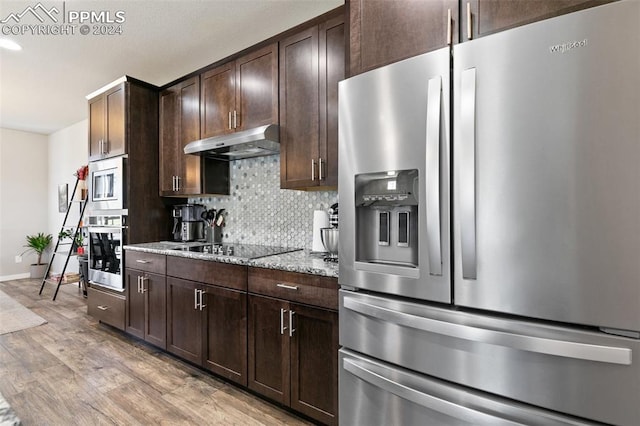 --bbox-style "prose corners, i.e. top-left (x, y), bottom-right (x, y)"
top-left (14, 255), bottom-right (22, 263)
